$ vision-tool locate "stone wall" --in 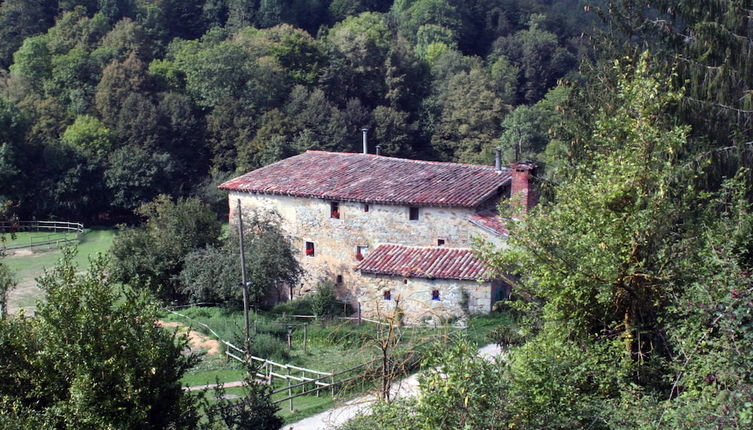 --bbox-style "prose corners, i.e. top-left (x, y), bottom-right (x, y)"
top-left (356, 274), bottom-right (502, 325)
top-left (227, 191), bottom-right (506, 317)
